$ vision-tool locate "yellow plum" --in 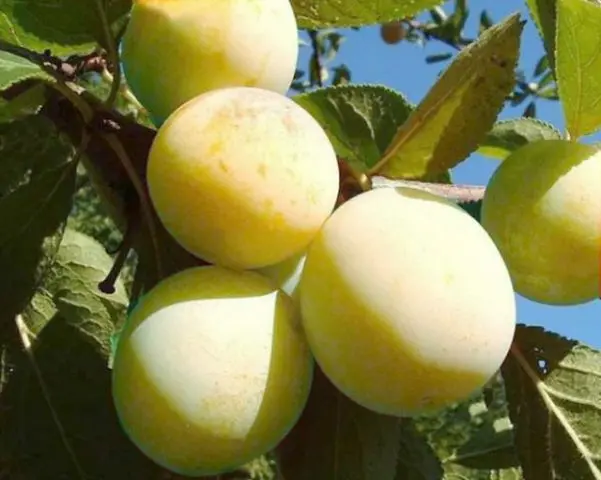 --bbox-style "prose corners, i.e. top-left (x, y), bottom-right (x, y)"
top-left (112, 266), bottom-right (314, 476)
top-left (299, 187), bottom-right (516, 417)
top-left (481, 139), bottom-right (601, 305)
top-left (121, 0), bottom-right (299, 123)
top-left (146, 86), bottom-right (339, 270)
